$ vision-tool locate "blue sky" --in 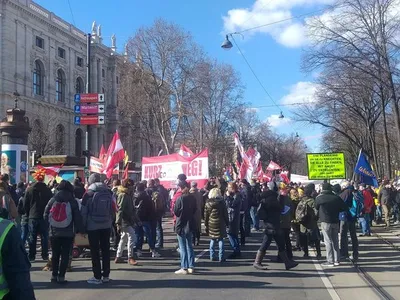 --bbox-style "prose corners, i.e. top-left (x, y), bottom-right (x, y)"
top-left (34, 0), bottom-right (332, 151)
